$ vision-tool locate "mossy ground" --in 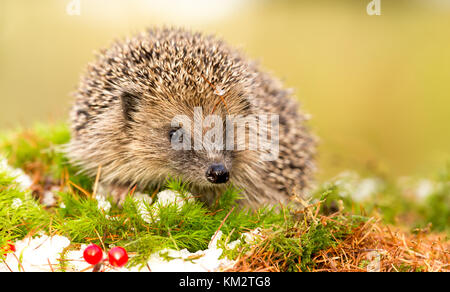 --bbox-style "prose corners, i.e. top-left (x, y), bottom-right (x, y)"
top-left (0, 123), bottom-right (448, 271)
